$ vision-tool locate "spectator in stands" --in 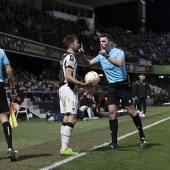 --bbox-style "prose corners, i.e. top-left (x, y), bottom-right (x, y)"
top-left (10, 88), bottom-right (28, 120)
top-left (42, 84), bottom-right (54, 101)
top-left (0, 48), bottom-right (18, 161)
top-left (37, 81), bottom-right (44, 101)
top-left (133, 74), bottom-right (151, 117)
top-left (80, 33), bottom-right (147, 149)
top-left (98, 95), bottom-right (108, 113)
top-left (79, 92), bottom-right (99, 119)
